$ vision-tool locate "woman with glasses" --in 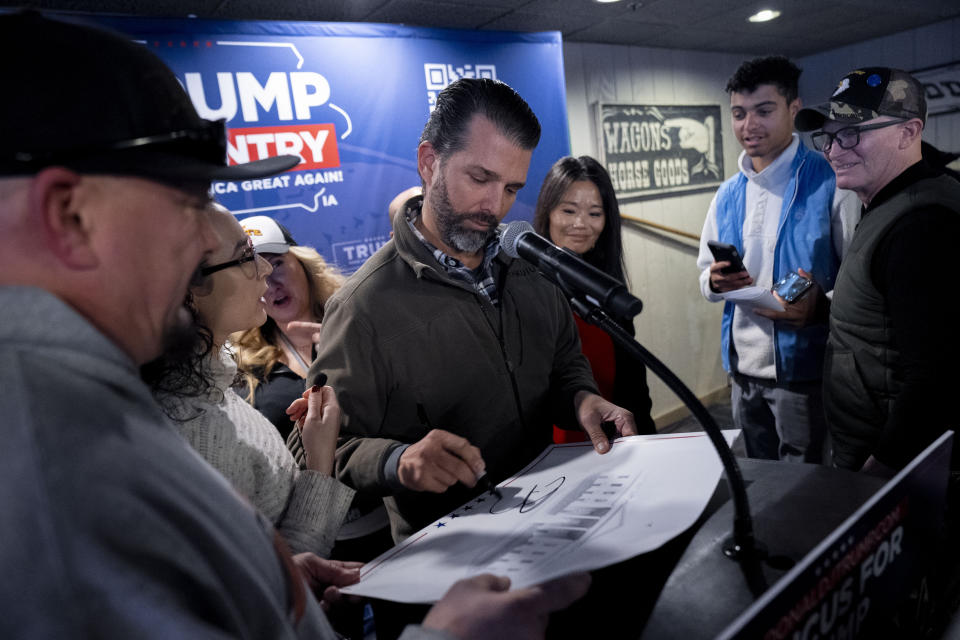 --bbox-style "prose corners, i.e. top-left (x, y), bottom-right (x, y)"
top-left (232, 215), bottom-right (394, 598)
top-left (143, 204), bottom-right (356, 559)
top-left (533, 155), bottom-right (656, 442)
top-left (232, 216), bottom-right (344, 441)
